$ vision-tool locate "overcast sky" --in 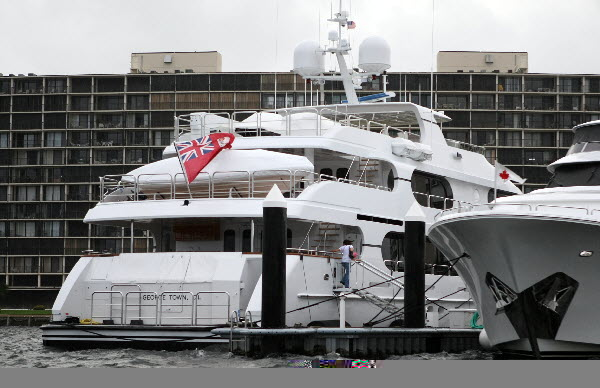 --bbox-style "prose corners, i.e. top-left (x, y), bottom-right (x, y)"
top-left (1, 0), bottom-right (599, 76)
